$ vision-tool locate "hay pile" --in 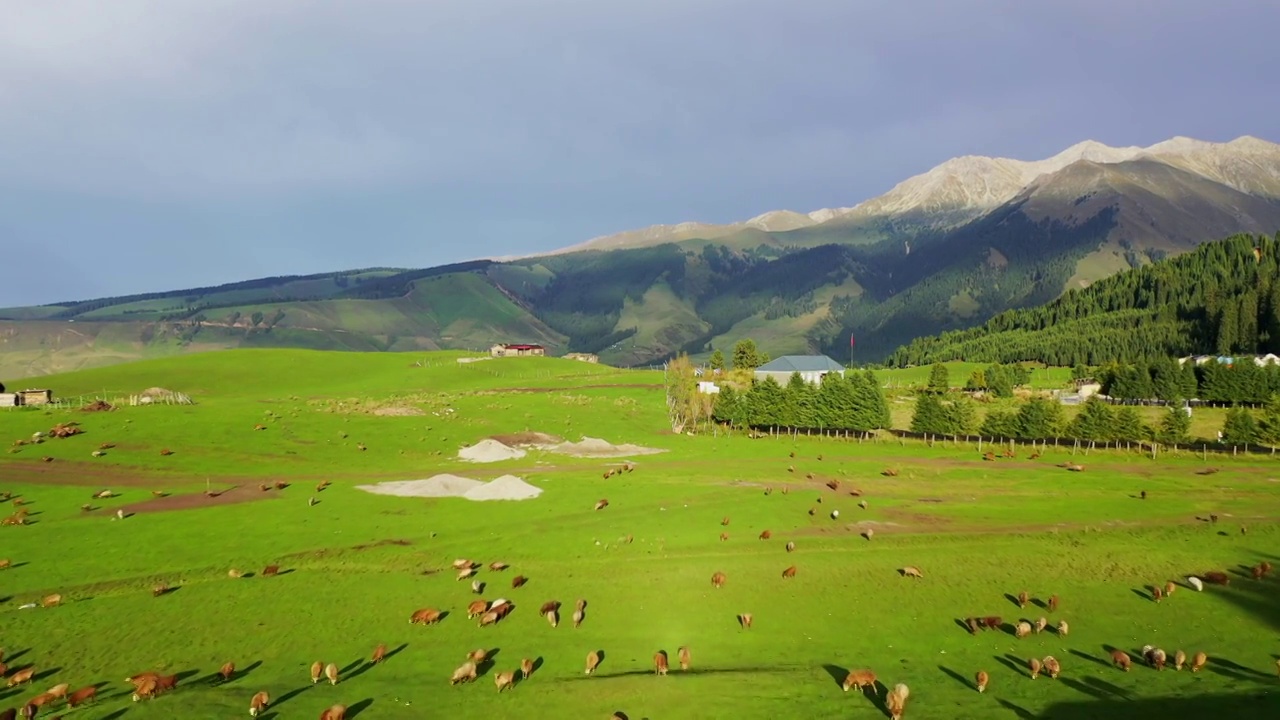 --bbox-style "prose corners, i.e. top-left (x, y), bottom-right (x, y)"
top-left (458, 439), bottom-right (527, 463)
